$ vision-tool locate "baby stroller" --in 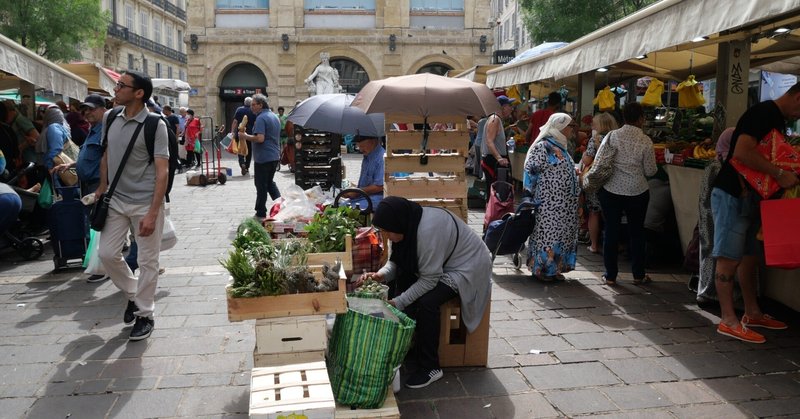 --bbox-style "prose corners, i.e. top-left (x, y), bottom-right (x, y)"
top-left (1, 163), bottom-right (45, 260)
top-left (483, 180), bottom-right (514, 232)
top-left (483, 200), bottom-right (536, 269)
